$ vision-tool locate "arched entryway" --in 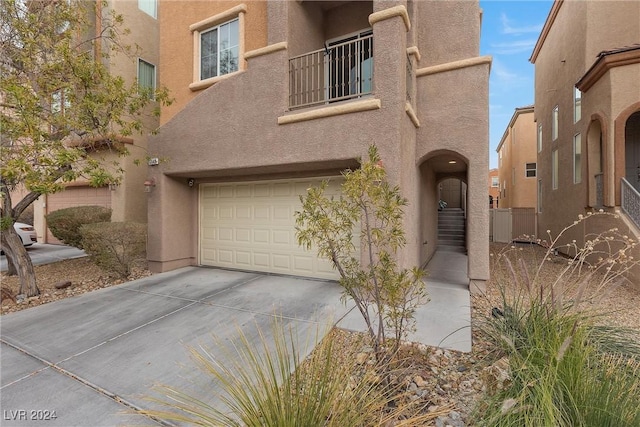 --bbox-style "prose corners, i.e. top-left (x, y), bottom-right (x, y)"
top-left (587, 118), bottom-right (605, 207)
top-left (418, 150), bottom-right (469, 263)
top-left (624, 111), bottom-right (640, 192)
